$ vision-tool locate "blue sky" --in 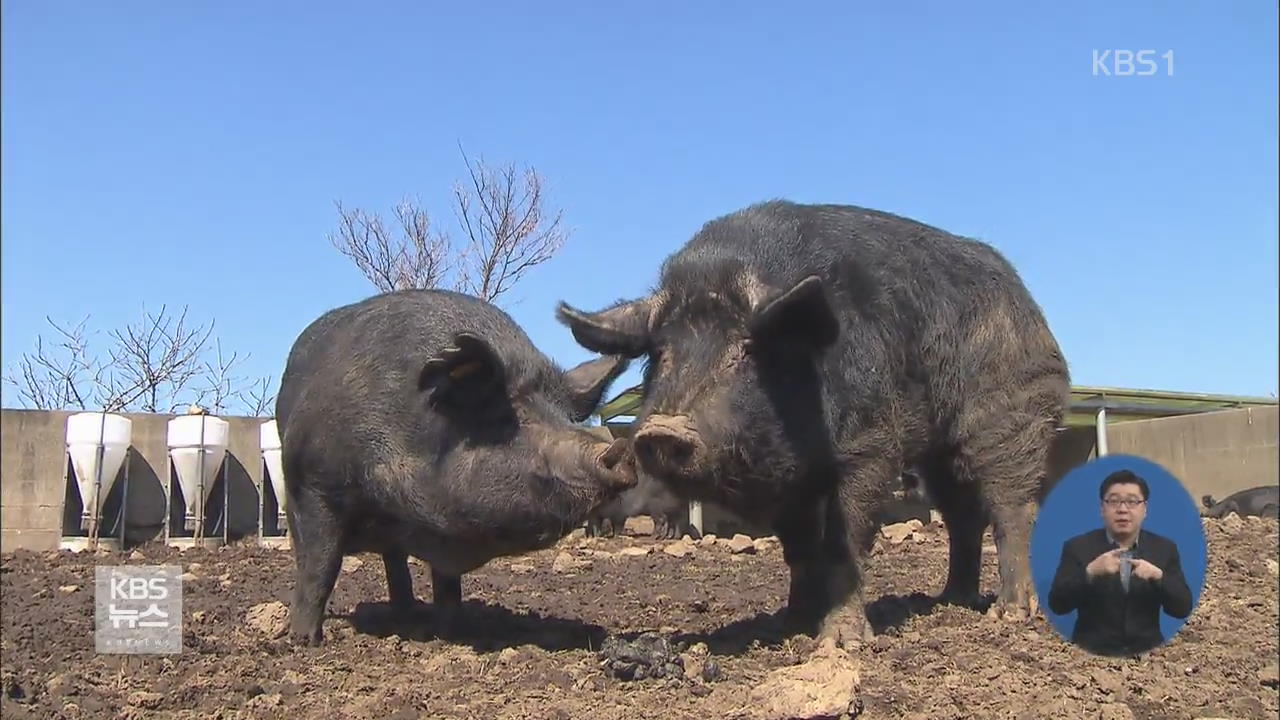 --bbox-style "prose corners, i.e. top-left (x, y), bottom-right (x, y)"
top-left (3, 1), bottom-right (1277, 415)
